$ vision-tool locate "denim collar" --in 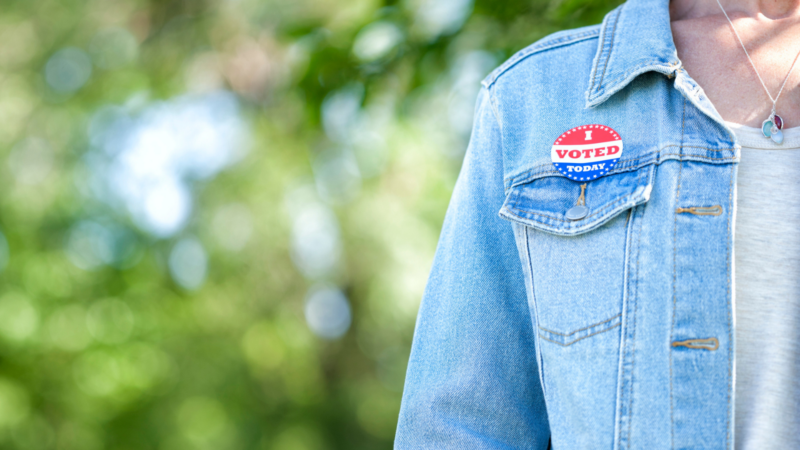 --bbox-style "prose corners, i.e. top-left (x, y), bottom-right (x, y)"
top-left (585, 0), bottom-right (682, 108)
